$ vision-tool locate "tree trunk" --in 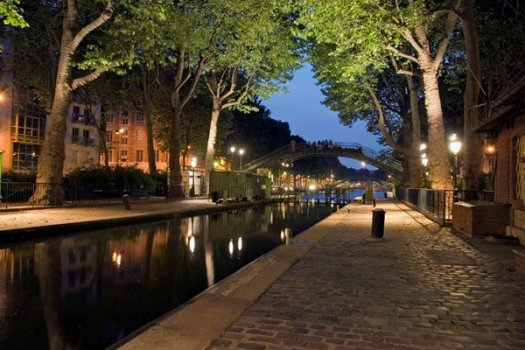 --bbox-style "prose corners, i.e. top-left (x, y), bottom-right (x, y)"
top-left (167, 102), bottom-right (184, 199)
top-left (35, 242), bottom-right (74, 350)
top-left (407, 75), bottom-right (422, 187)
top-left (204, 98), bottom-right (221, 196)
top-left (144, 105), bottom-right (157, 174)
top-left (420, 66), bottom-right (452, 189)
top-left (33, 87), bottom-right (72, 204)
top-left (461, 0), bottom-right (483, 190)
